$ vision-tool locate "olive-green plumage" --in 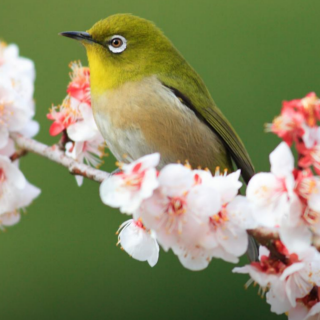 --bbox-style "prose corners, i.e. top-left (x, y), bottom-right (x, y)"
top-left (61, 14), bottom-right (254, 184)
